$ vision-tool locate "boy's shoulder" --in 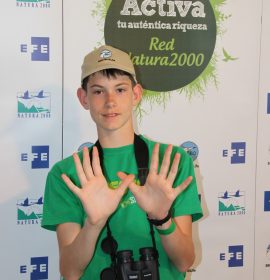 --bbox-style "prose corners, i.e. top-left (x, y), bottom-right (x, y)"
top-left (140, 134), bottom-right (188, 157)
top-left (49, 150), bottom-right (84, 176)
